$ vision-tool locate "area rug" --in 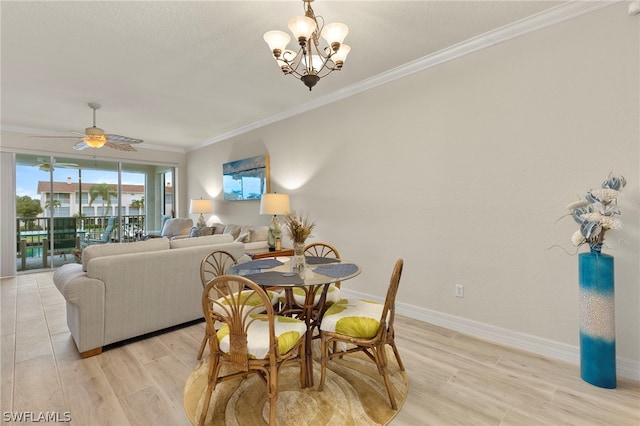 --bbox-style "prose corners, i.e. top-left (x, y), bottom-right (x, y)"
top-left (183, 343), bottom-right (408, 425)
